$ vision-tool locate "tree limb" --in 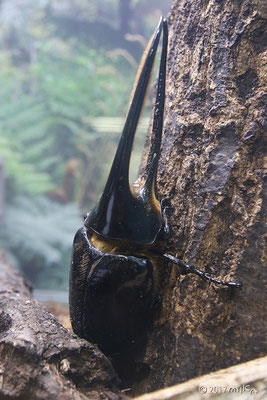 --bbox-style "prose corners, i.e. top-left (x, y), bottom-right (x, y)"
top-left (134, 356), bottom-right (267, 400)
